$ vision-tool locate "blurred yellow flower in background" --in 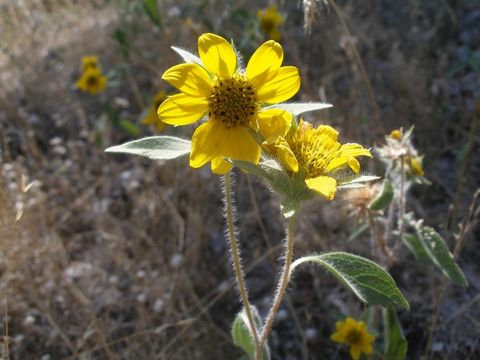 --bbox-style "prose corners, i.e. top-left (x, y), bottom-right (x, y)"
top-left (76, 66), bottom-right (107, 95)
top-left (81, 55), bottom-right (99, 71)
top-left (331, 317), bottom-right (375, 360)
top-left (257, 5), bottom-right (284, 41)
top-left (265, 119), bottom-right (371, 200)
top-left (142, 91), bottom-right (168, 132)
top-left (389, 128), bottom-right (403, 141)
top-left (410, 156), bottom-right (424, 176)
top-left (158, 32), bottom-right (300, 174)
